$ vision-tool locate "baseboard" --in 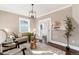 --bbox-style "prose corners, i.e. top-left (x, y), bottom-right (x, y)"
top-left (49, 40), bottom-right (79, 51)
top-left (48, 40), bottom-right (79, 54)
